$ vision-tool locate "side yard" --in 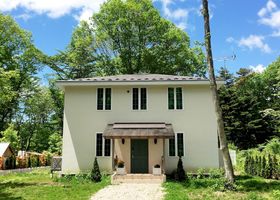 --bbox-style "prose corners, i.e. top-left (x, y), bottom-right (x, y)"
top-left (0, 169), bottom-right (110, 200)
top-left (164, 175), bottom-right (280, 200)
